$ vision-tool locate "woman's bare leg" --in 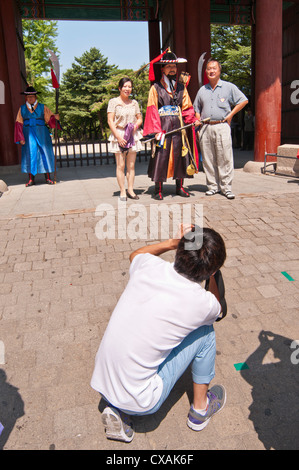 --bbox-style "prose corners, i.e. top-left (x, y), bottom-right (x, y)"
top-left (126, 150), bottom-right (137, 197)
top-left (115, 152), bottom-right (126, 198)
